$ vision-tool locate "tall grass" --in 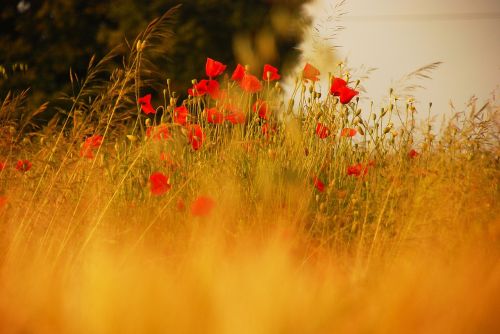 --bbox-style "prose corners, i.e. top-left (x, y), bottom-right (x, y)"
top-left (0, 7), bottom-right (499, 333)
